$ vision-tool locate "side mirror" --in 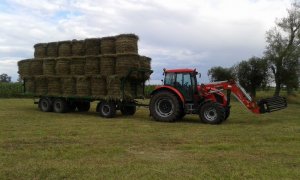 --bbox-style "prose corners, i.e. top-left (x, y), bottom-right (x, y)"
top-left (161, 79), bottom-right (163, 85)
top-left (199, 73), bottom-right (201, 79)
